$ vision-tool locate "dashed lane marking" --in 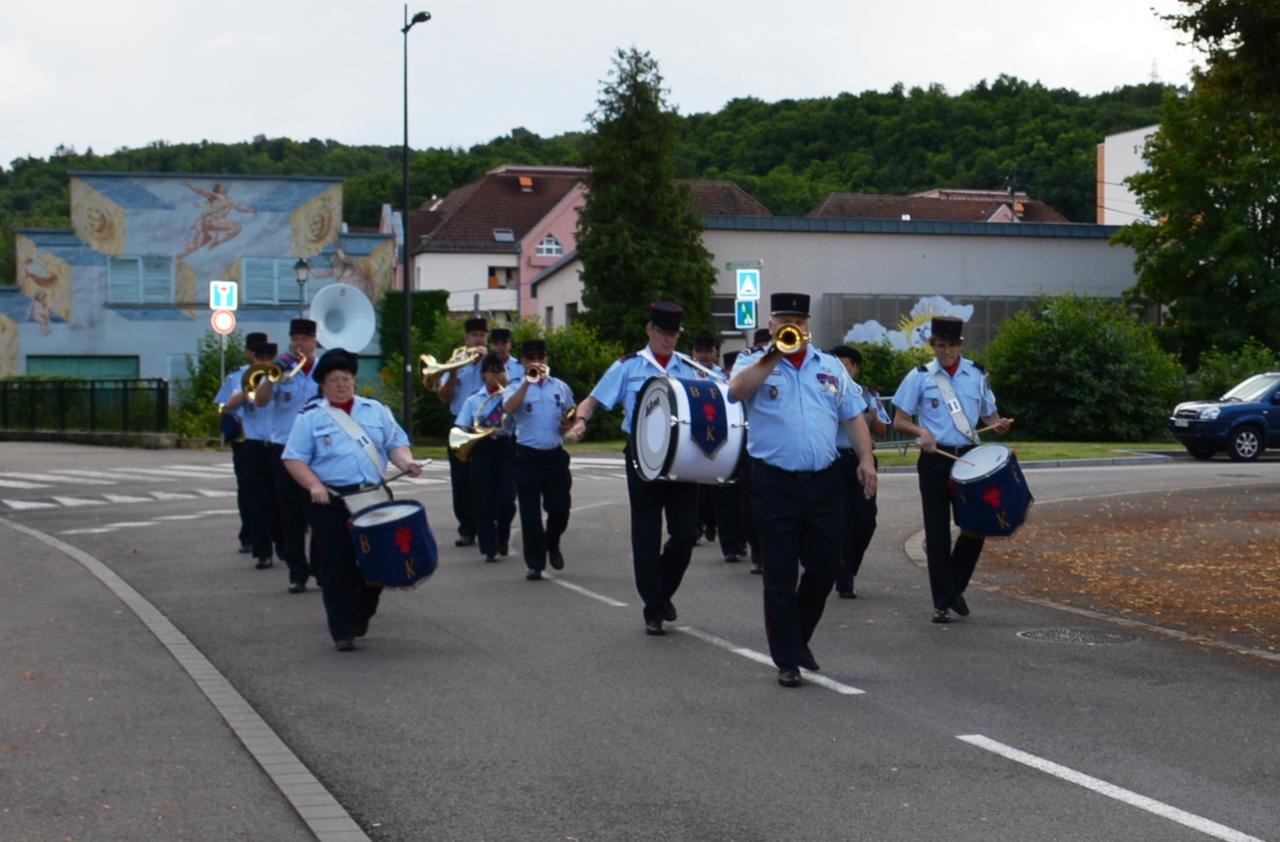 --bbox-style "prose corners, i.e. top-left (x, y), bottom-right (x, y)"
top-left (0, 478), bottom-right (49, 489)
top-left (2, 499), bottom-right (57, 510)
top-left (958, 735), bottom-right (1265, 842)
top-left (676, 625), bottom-right (866, 695)
top-left (51, 496), bottom-right (107, 507)
top-left (103, 494), bottom-right (155, 504)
